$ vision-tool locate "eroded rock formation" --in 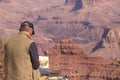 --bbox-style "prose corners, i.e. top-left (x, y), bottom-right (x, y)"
top-left (46, 39), bottom-right (120, 80)
top-left (103, 27), bottom-right (120, 48)
top-left (91, 27), bottom-right (120, 59)
top-left (46, 39), bottom-right (84, 55)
